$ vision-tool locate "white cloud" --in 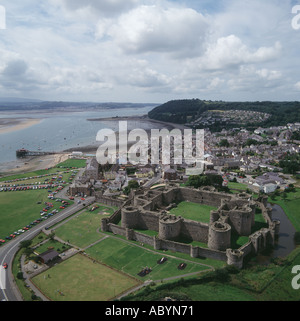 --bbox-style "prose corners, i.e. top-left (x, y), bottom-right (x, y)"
top-left (108, 5), bottom-right (210, 58)
top-left (256, 68), bottom-right (282, 81)
top-left (0, 0), bottom-right (298, 102)
top-left (295, 82), bottom-right (300, 91)
top-left (193, 35), bottom-right (282, 71)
